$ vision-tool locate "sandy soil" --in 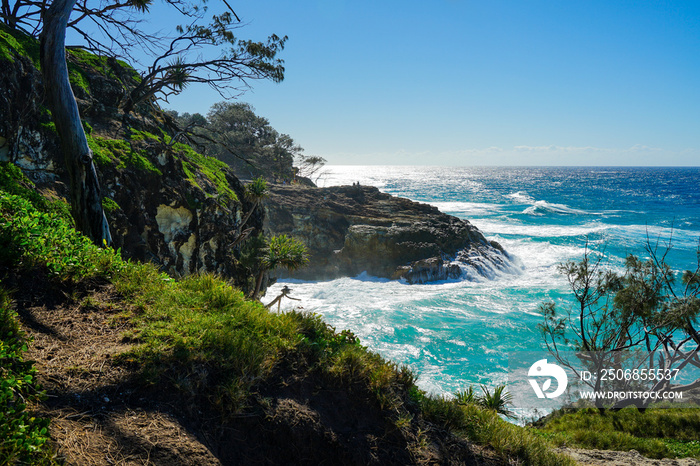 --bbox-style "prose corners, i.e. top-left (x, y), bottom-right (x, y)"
top-left (561, 448), bottom-right (700, 466)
